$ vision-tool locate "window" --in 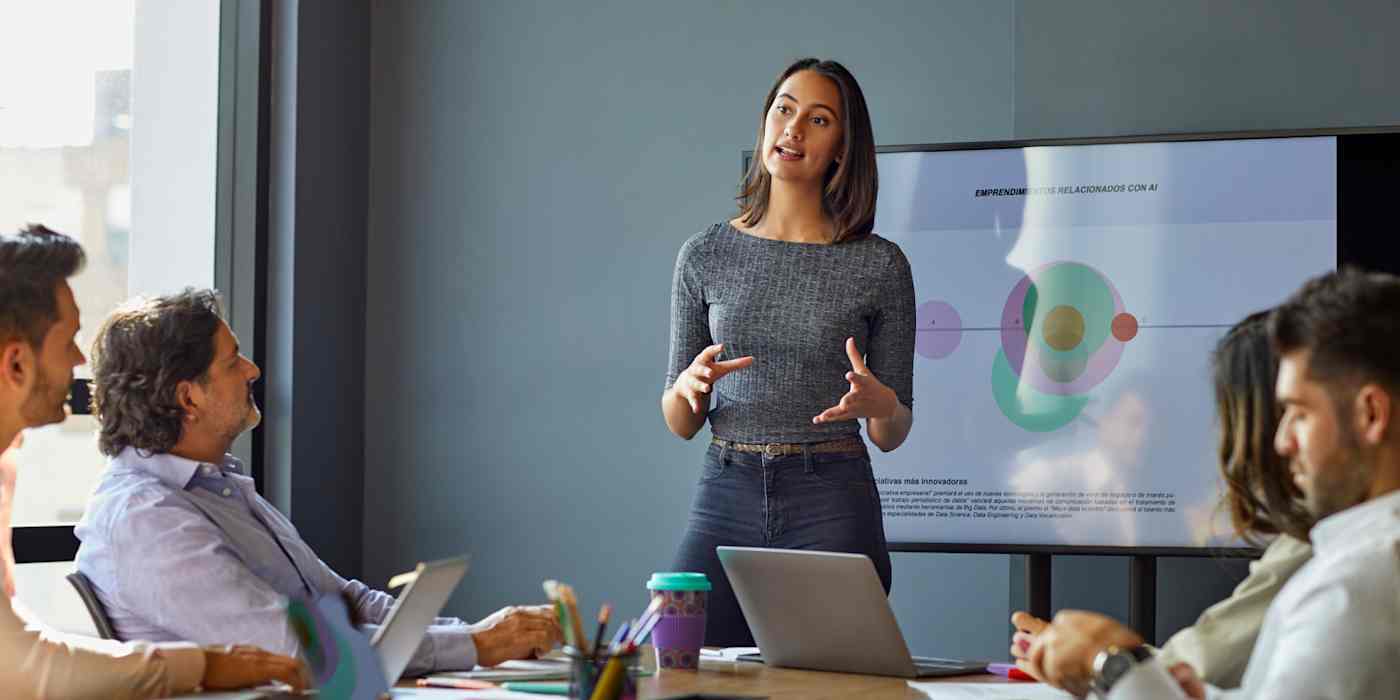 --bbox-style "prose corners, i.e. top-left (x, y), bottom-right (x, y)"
top-left (2, 1), bottom-right (223, 546)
